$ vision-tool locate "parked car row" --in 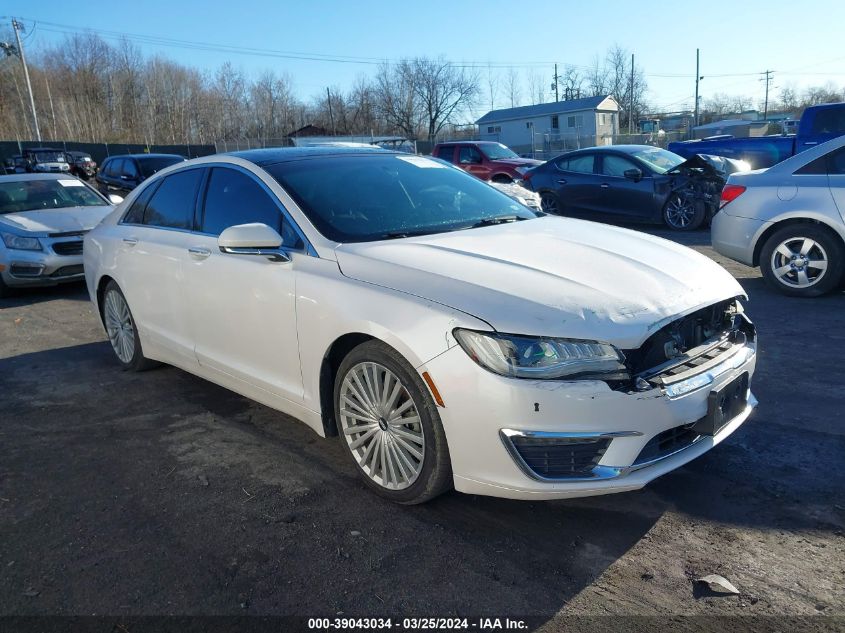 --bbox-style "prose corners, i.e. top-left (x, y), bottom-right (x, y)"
top-left (2, 149), bottom-right (186, 187)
